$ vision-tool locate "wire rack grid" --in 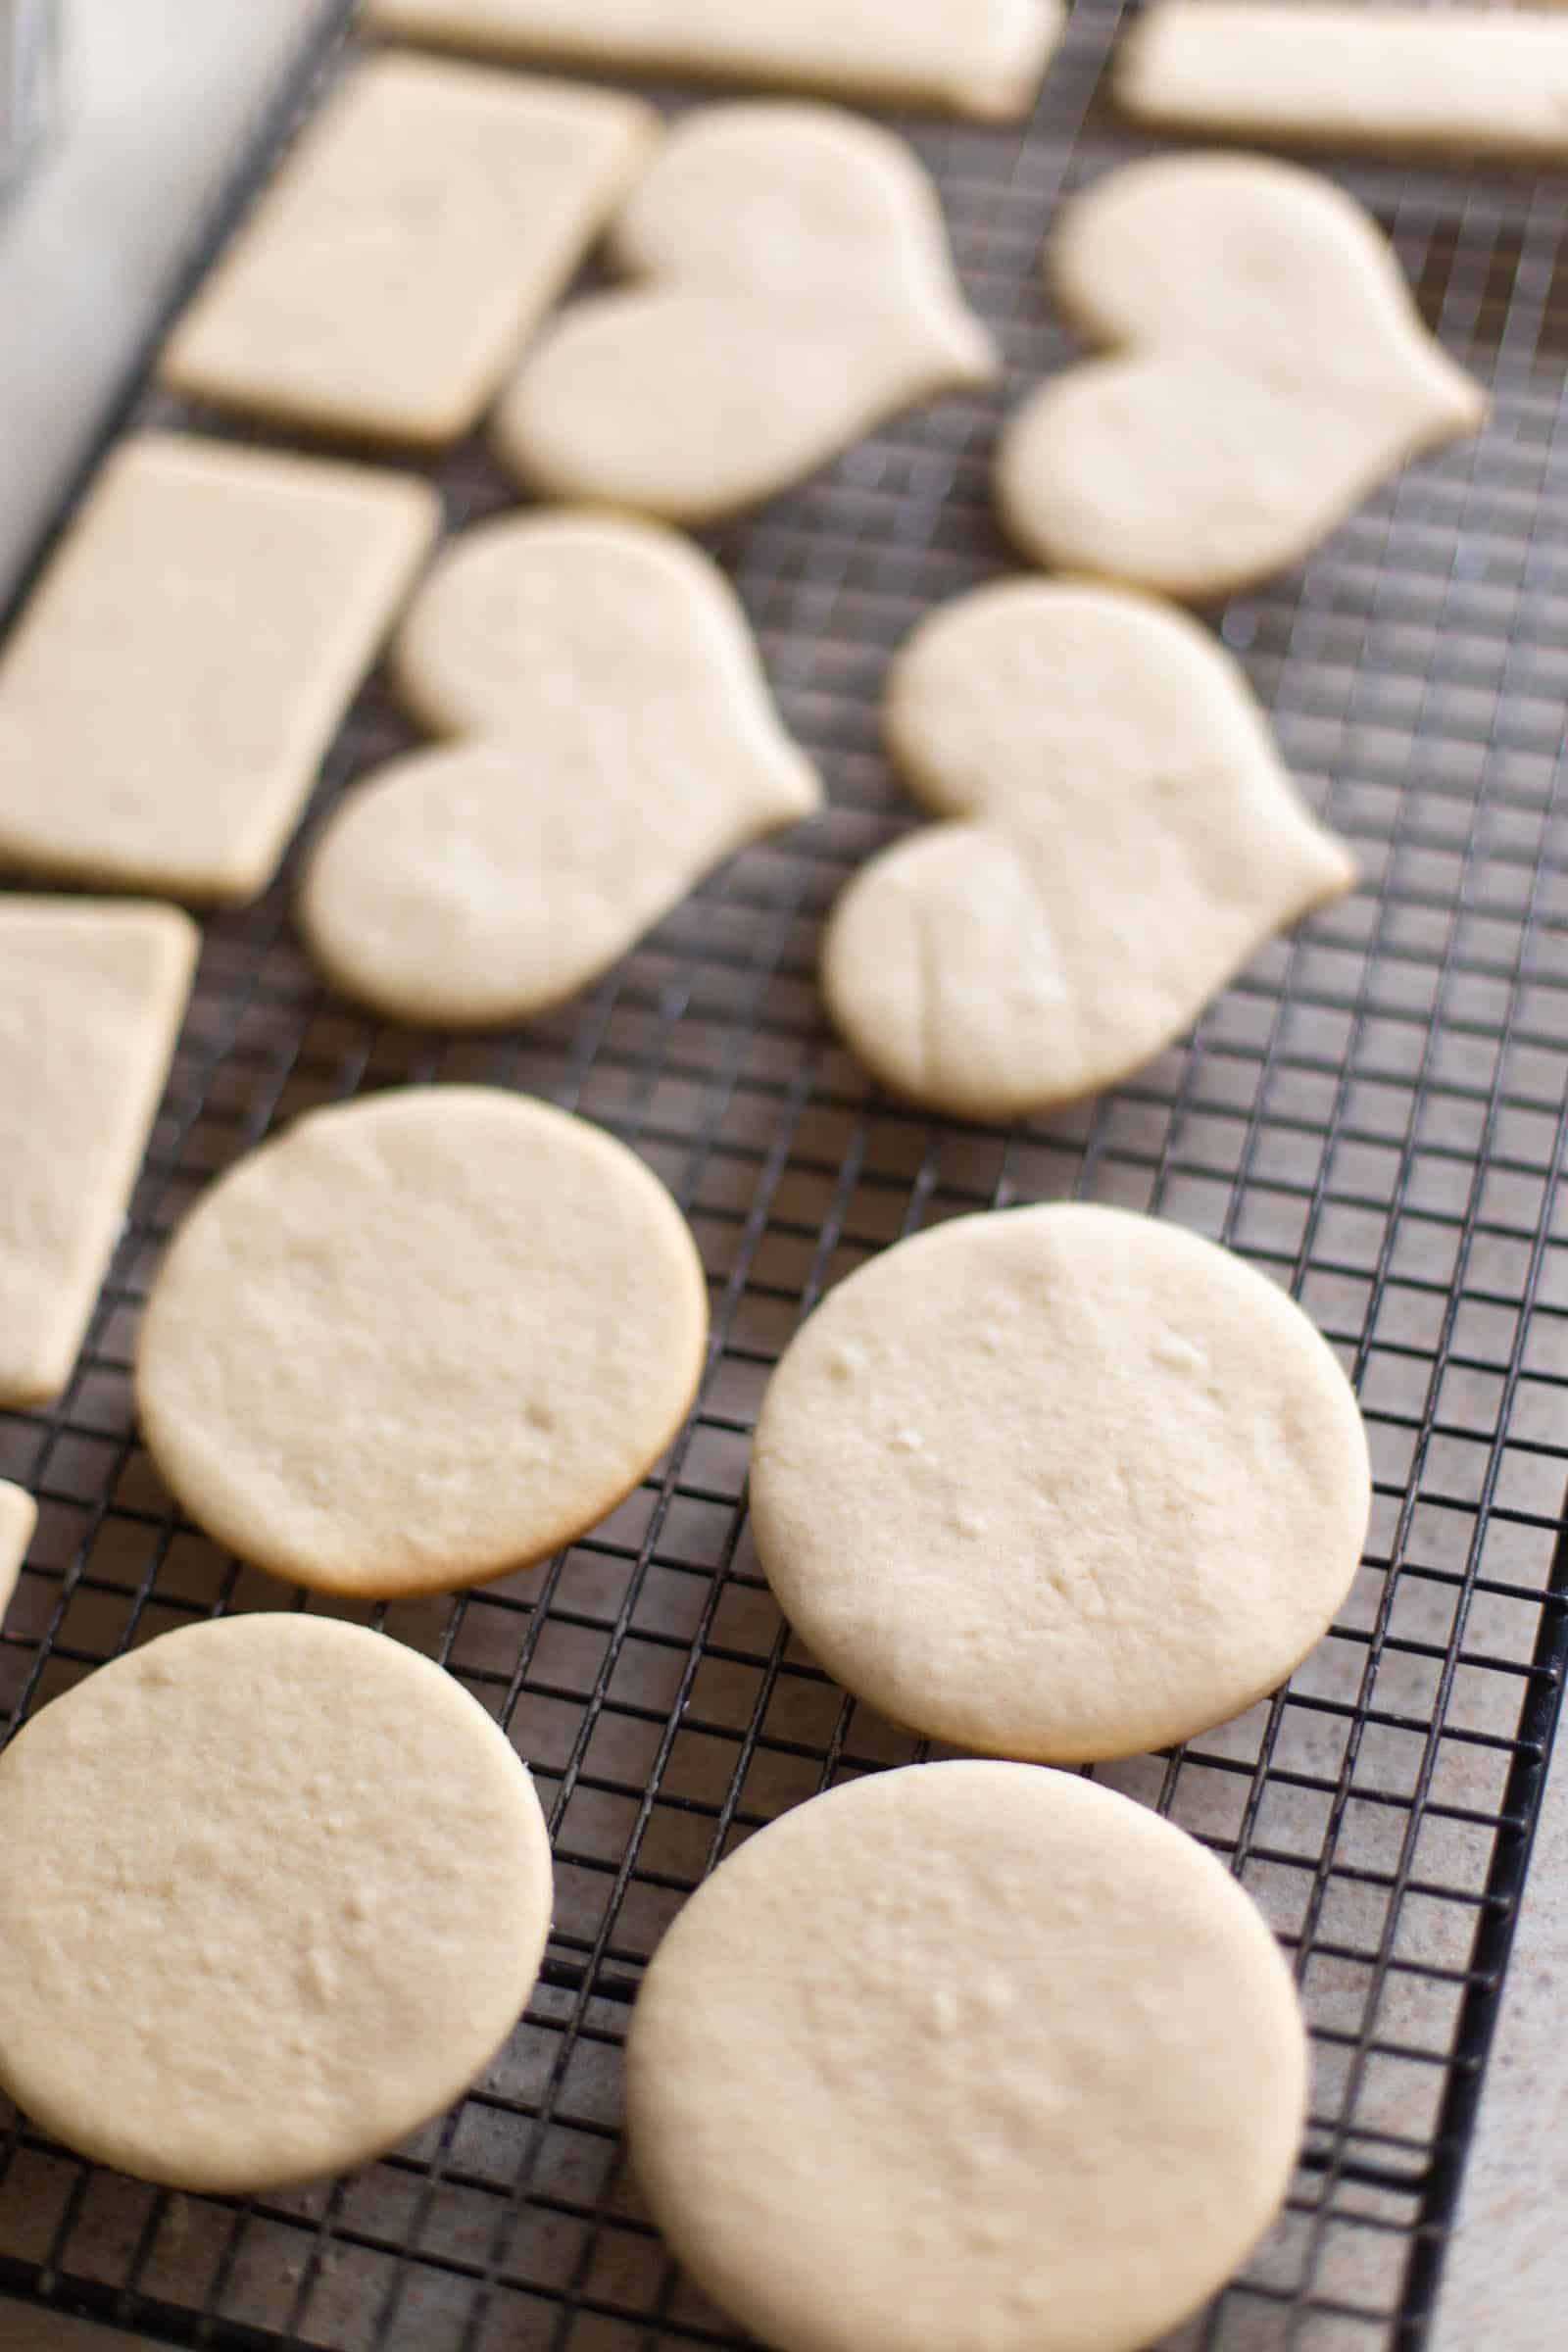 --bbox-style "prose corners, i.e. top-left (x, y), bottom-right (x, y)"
top-left (2, 1), bottom-right (1568, 2346)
